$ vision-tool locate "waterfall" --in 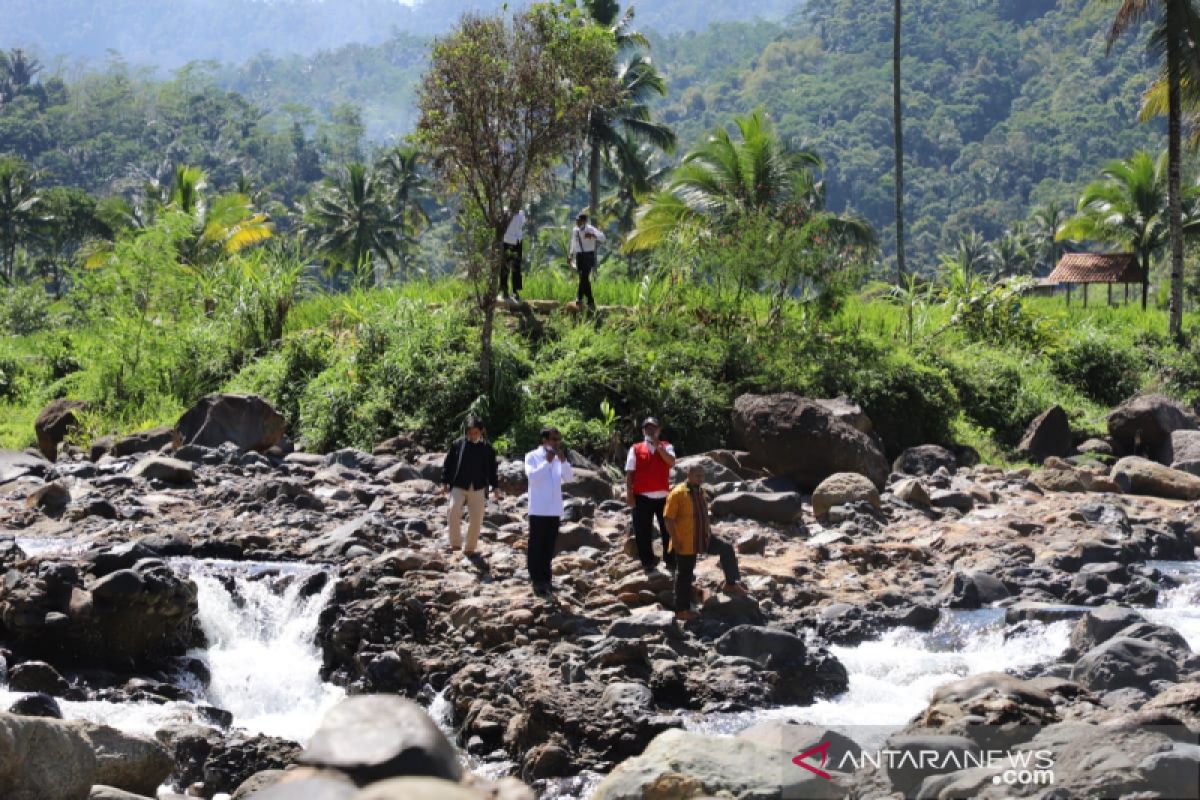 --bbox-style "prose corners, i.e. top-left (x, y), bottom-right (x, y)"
top-left (177, 559), bottom-right (345, 743)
